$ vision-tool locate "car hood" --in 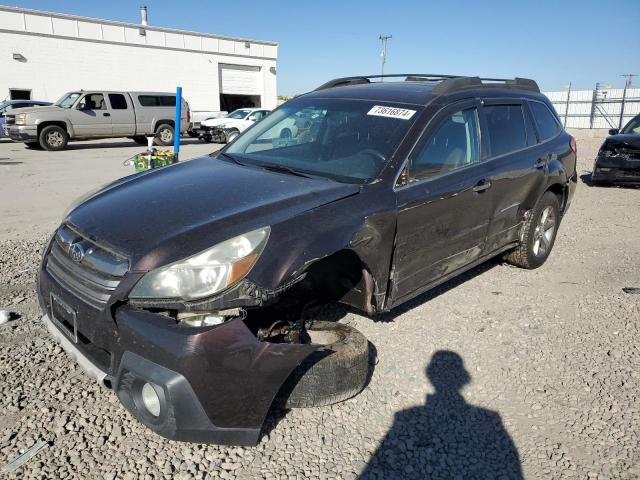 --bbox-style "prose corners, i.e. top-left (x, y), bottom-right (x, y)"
top-left (202, 117), bottom-right (239, 127)
top-left (66, 157), bottom-right (359, 269)
top-left (6, 105), bottom-right (62, 115)
top-left (601, 134), bottom-right (640, 151)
